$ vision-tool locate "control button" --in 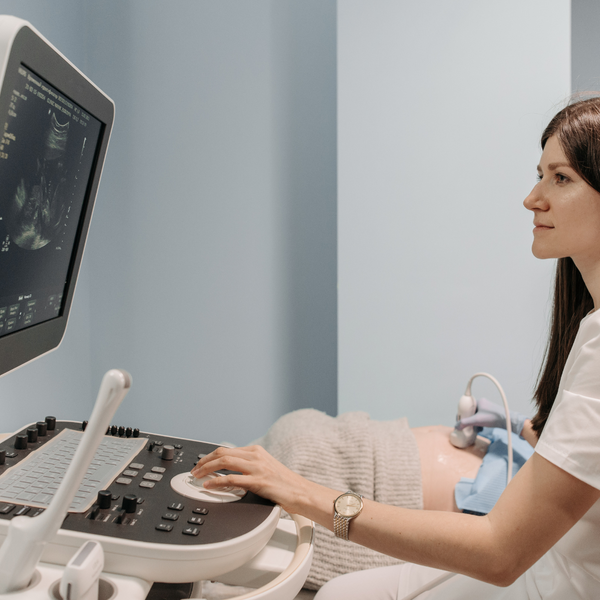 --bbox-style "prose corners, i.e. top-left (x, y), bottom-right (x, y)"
top-left (136, 497), bottom-right (145, 505)
top-left (32, 508), bottom-right (45, 517)
top-left (133, 428), bottom-right (140, 438)
top-left (15, 506), bottom-right (30, 516)
top-left (143, 473), bottom-right (163, 482)
top-left (5, 452), bottom-right (16, 459)
top-left (188, 516), bottom-right (204, 525)
top-left (111, 494), bottom-right (120, 501)
top-left (182, 527), bottom-right (200, 536)
top-left (118, 426), bottom-right (125, 437)
top-left (122, 495), bottom-right (138, 513)
top-left (27, 428), bottom-right (38, 444)
top-left (130, 463), bottom-right (144, 470)
top-left (198, 454), bottom-right (207, 460)
top-left (139, 481), bottom-right (155, 489)
top-left (36, 422), bottom-right (47, 436)
top-left (169, 502), bottom-right (184, 511)
top-left (153, 440), bottom-right (163, 446)
top-left (114, 509), bottom-right (127, 524)
top-left (97, 490), bottom-right (112, 509)
top-left (0, 449), bottom-right (5, 465)
top-left (162, 512), bottom-right (179, 521)
top-left (45, 416), bottom-right (56, 431)
top-left (174, 444), bottom-right (182, 450)
top-left (151, 467), bottom-right (166, 474)
top-left (147, 442), bottom-right (155, 452)
top-left (193, 507), bottom-right (209, 515)
top-left (89, 505), bottom-right (101, 520)
top-left (116, 477), bottom-right (132, 485)
top-left (161, 446), bottom-right (175, 461)
top-left (0, 504), bottom-right (15, 514)
top-left (122, 470), bottom-right (139, 477)
top-left (82, 421), bottom-right (88, 431)
top-left (126, 427), bottom-right (132, 438)
top-left (14, 435), bottom-right (27, 450)
top-left (111, 425), bottom-right (118, 436)
top-left (155, 523), bottom-right (173, 532)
